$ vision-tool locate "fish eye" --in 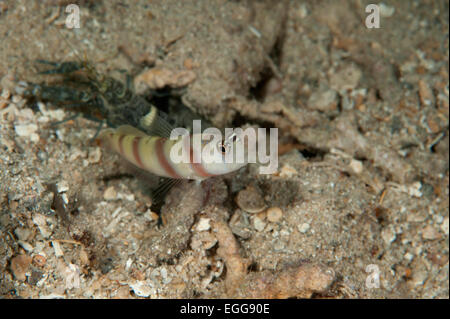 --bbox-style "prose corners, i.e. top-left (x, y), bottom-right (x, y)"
top-left (217, 140), bottom-right (228, 154)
